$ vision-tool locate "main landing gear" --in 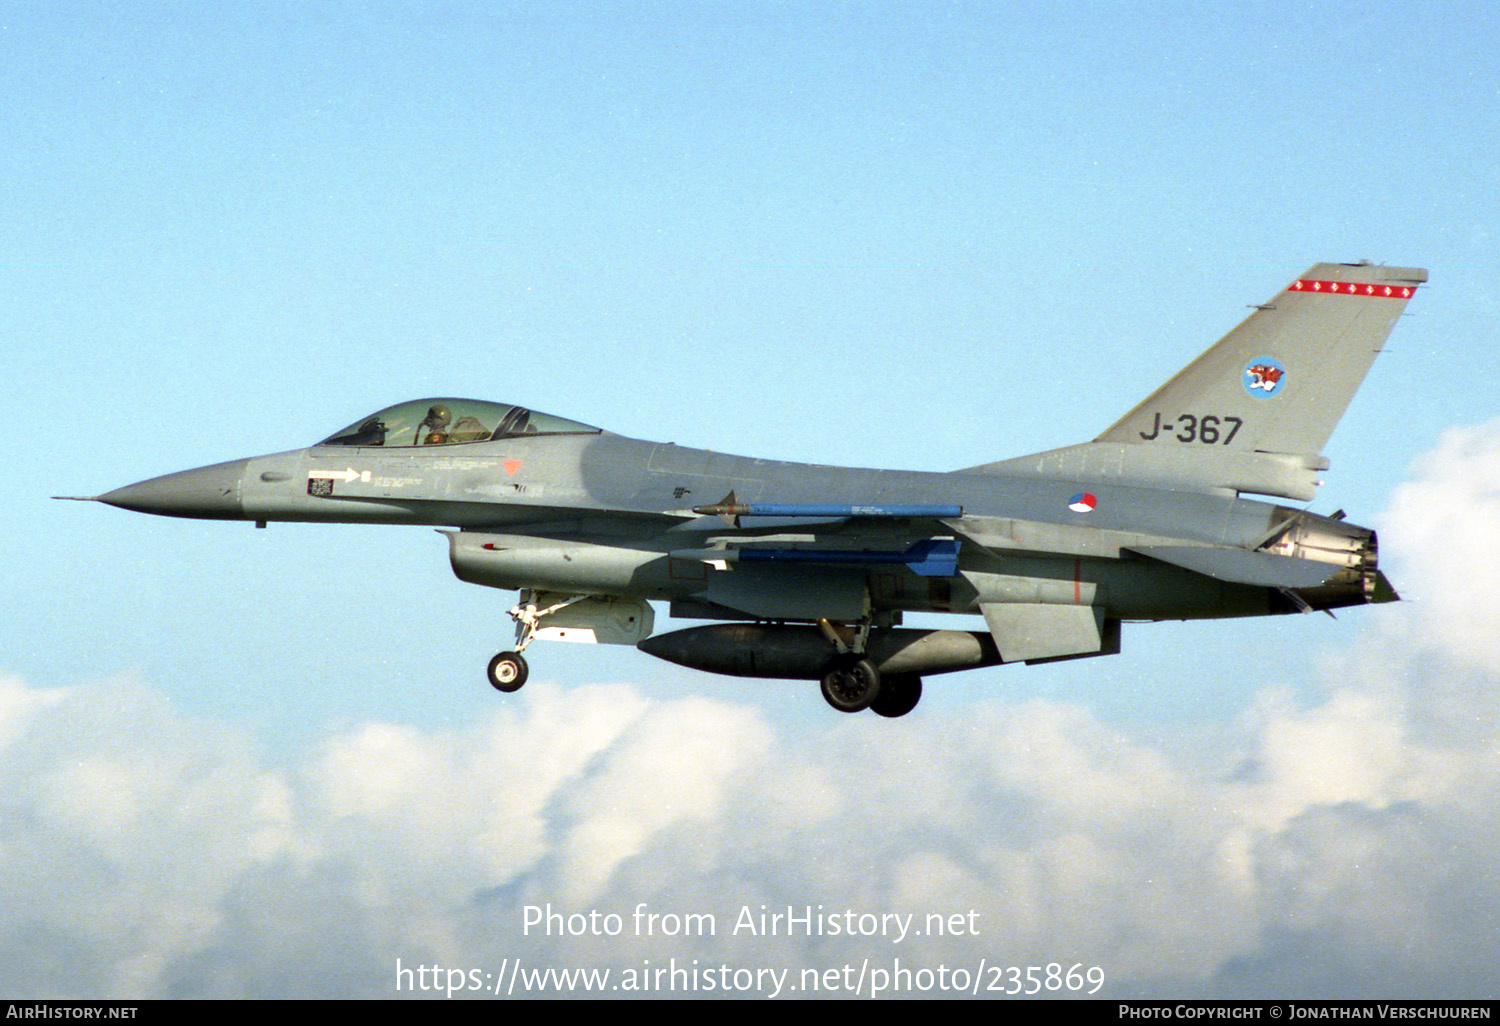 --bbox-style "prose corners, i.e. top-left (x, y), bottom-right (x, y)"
top-left (815, 617), bottom-right (922, 717)
top-left (817, 659), bottom-right (923, 717)
top-left (820, 654), bottom-right (880, 712)
top-left (871, 673), bottom-right (922, 718)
